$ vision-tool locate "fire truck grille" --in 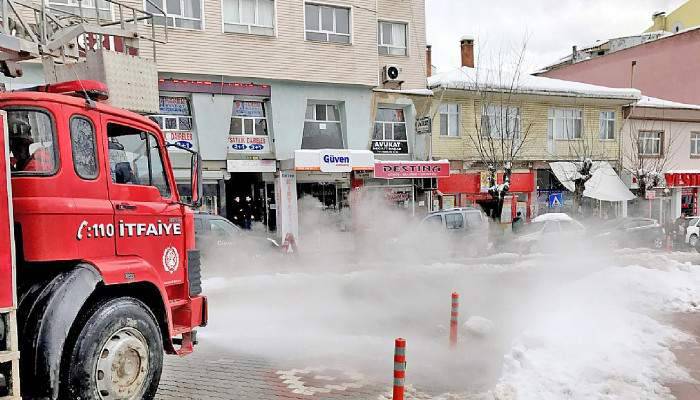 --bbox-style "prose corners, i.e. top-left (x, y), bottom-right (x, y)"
top-left (187, 249), bottom-right (202, 296)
